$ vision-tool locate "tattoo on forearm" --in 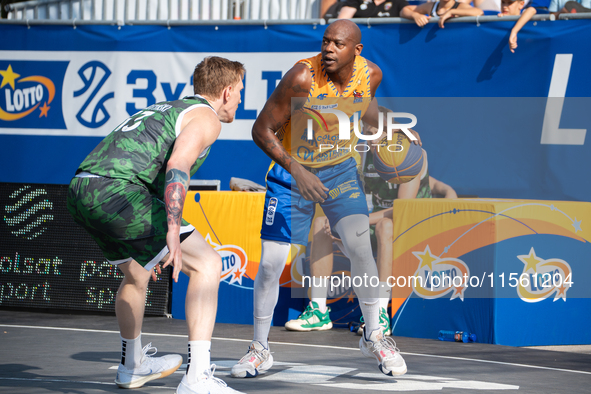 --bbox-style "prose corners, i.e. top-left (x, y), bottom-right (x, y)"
top-left (165, 168), bottom-right (189, 227)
